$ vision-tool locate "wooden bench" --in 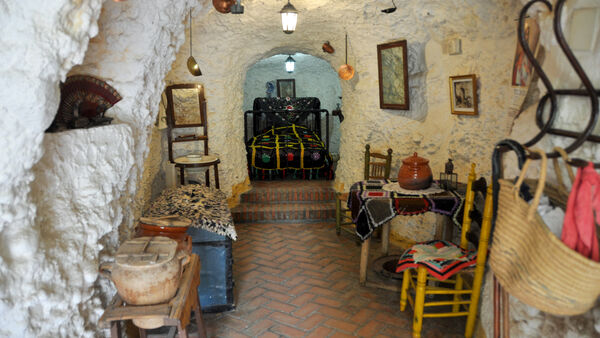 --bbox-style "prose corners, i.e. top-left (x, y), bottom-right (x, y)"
top-left (99, 254), bottom-right (207, 338)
